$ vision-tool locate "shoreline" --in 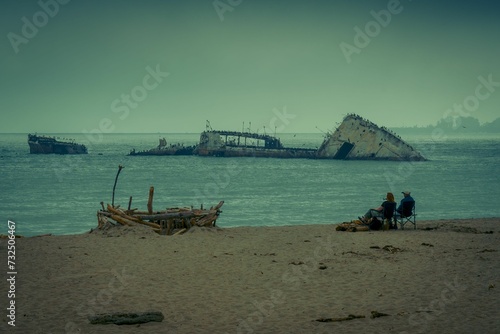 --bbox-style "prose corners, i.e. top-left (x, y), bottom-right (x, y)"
top-left (6, 217), bottom-right (500, 239)
top-left (1, 217), bottom-right (499, 333)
